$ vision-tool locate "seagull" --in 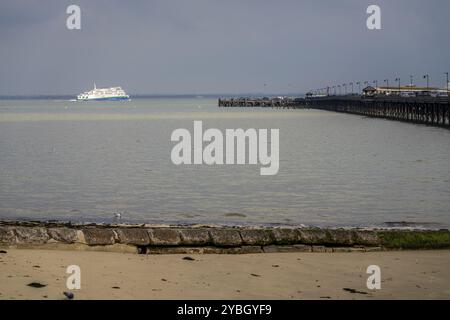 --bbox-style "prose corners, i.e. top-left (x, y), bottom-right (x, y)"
top-left (114, 212), bottom-right (122, 221)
